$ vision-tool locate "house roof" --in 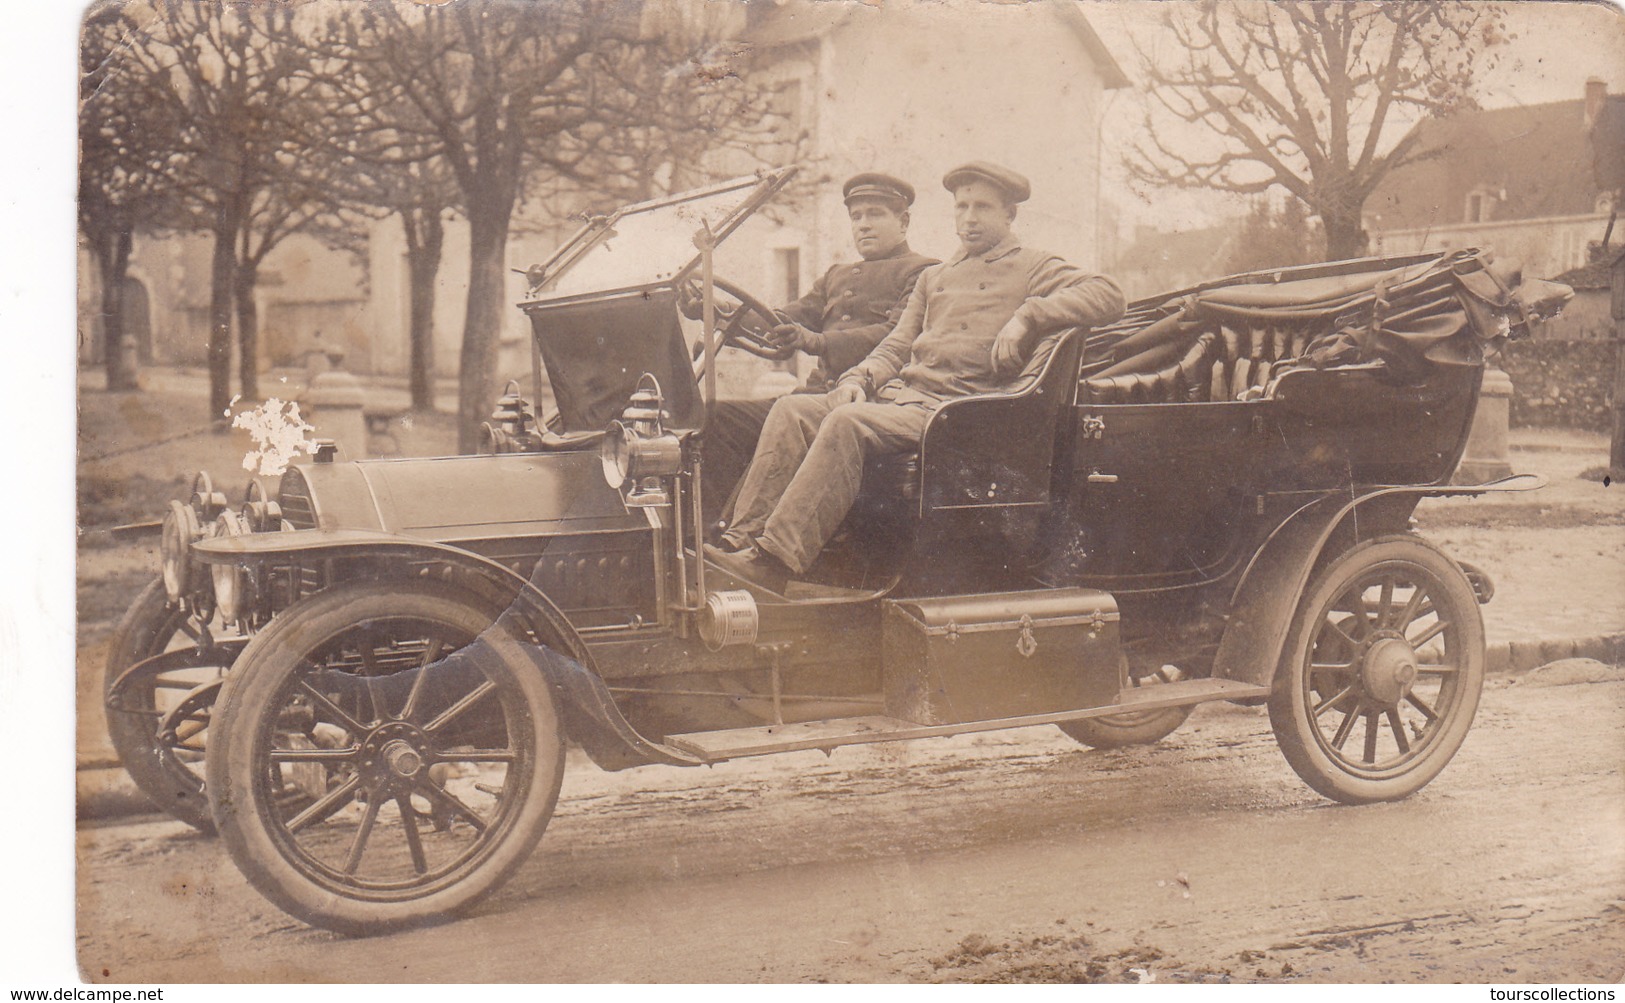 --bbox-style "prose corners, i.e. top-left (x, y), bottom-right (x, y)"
top-left (1048, 2), bottom-right (1130, 90)
top-left (1366, 94), bottom-right (1625, 230)
top-left (738, 0), bottom-right (1129, 88)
